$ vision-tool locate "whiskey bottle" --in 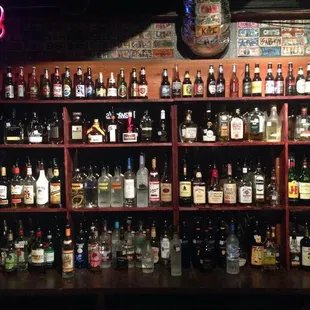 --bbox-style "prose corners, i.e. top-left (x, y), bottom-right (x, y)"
top-left (306, 62), bottom-right (310, 95)
top-left (87, 119), bottom-right (106, 144)
top-left (52, 66), bottom-right (63, 99)
top-left (138, 67), bottom-right (148, 99)
top-left (0, 166), bottom-right (9, 208)
top-left (296, 66), bottom-right (306, 96)
top-left (16, 66), bottom-right (26, 100)
top-left (75, 66), bottom-right (85, 99)
top-left (182, 71), bottom-right (192, 98)
top-left (207, 65), bottom-right (216, 97)
top-left (275, 63), bottom-right (284, 96)
top-left (172, 64), bottom-right (182, 98)
top-left (36, 162), bottom-right (49, 208)
top-left (230, 108), bottom-right (244, 141)
top-left (179, 110), bottom-right (198, 143)
top-left (28, 112), bottom-right (43, 144)
top-left (136, 153), bottom-right (149, 208)
top-left (193, 70), bottom-right (204, 97)
top-left (95, 72), bottom-right (107, 98)
top-left (140, 110), bottom-right (153, 142)
top-left (288, 155), bottom-right (299, 206)
top-left (29, 66), bottom-right (39, 100)
top-left (217, 104), bottom-right (229, 142)
top-left (63, 66), bottom-right (72, 99)
top-left (117, 68), bottom-right (127, 99)
top-left (122, 111), bottom-right (138, 143)
top-left (253, 160), bottom-right (265, 206)
top-left (265, 63), bottom-right (275, 96)
top-left (124, 158), bottom-right (136, 207)
top-left (251, 220), bottom-right (264, 268)
top-left (98, 166), bottom-right (111, 208)
top-left (48, 112), bottom-right (63, 144)
top-left (160, 68), bottom-right (171, 99)
top-left (207, 164), bottom-right (223, 204)
top-left (223, 163), bottom-right (236, 204)
top-left (70, 112), bottom-right (85, 143)
top-left (251, 64), bottom-right (262, 97)
top-left (4, 66), bottom-right (15, 99)
top-left (160, 160), bottom-right (172, 206)
top-left (149, 157), bottom-right (160, 207)
top-left (41, 68), bottom-right (51, 99)
top-left (4, 109), bottom-right (23, 144)
top-left (192, 164), bottom-right (206, 206)
top-left (300, 222), bottom-right (310, 271)
top-left (238, 164), bottom-right (252, 205)
top-left (130, 67), bottom-right (139, 99)
top-left (286, 62), bottom-right (296, 96)
top-left (265, 105), bottom-right (281, 142)
top-left (179, 161), bottom-right (192, 206)
top-left (248, 106), bottom-right (265, 141)
top-left (216, 64), bottom-right (225, 97)
top-left (263, 228), bottom-right (276, 271)
top-left (85, 66), bottom-right (94, 99)
top-left (230, 64), bottom-right (239, 97)
top-left (49, 162), bottom-right (62, 208)
top-left (107, 110), bottom-right (120, 143)
top-left (11, 165), bottom-right (24, 208)
top-left (299, 157), bottom-right (310, 205)
top-left (29, 228), bottom-right (45, 275)
top-left (242, 64), bottom-right (251, 97)
top-left (107, 72), bottom-right (117, 99)
top-left (62, 225), bottom-right (75, 278)
top-left (23, 160), bottom-right (36, 208)
top-left (157, 110), bottom-right (168, 142)
top-left (201, 103), bottom-right (216, 142)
